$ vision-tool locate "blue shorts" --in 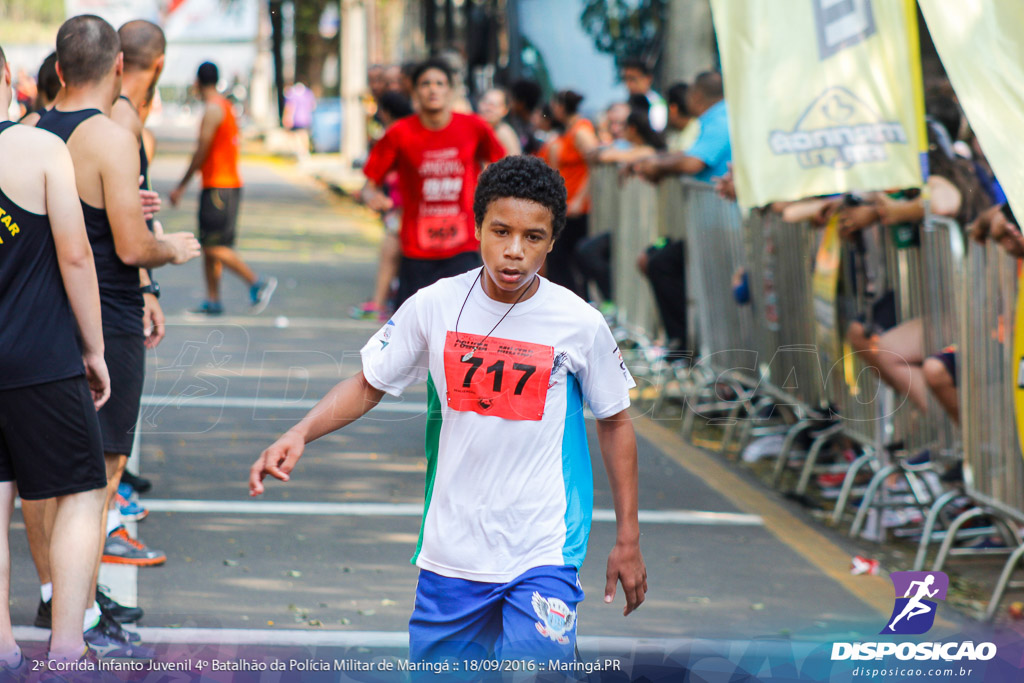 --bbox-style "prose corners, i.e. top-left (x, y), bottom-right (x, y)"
top-left (409, 565), bottom-right (584, 664)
